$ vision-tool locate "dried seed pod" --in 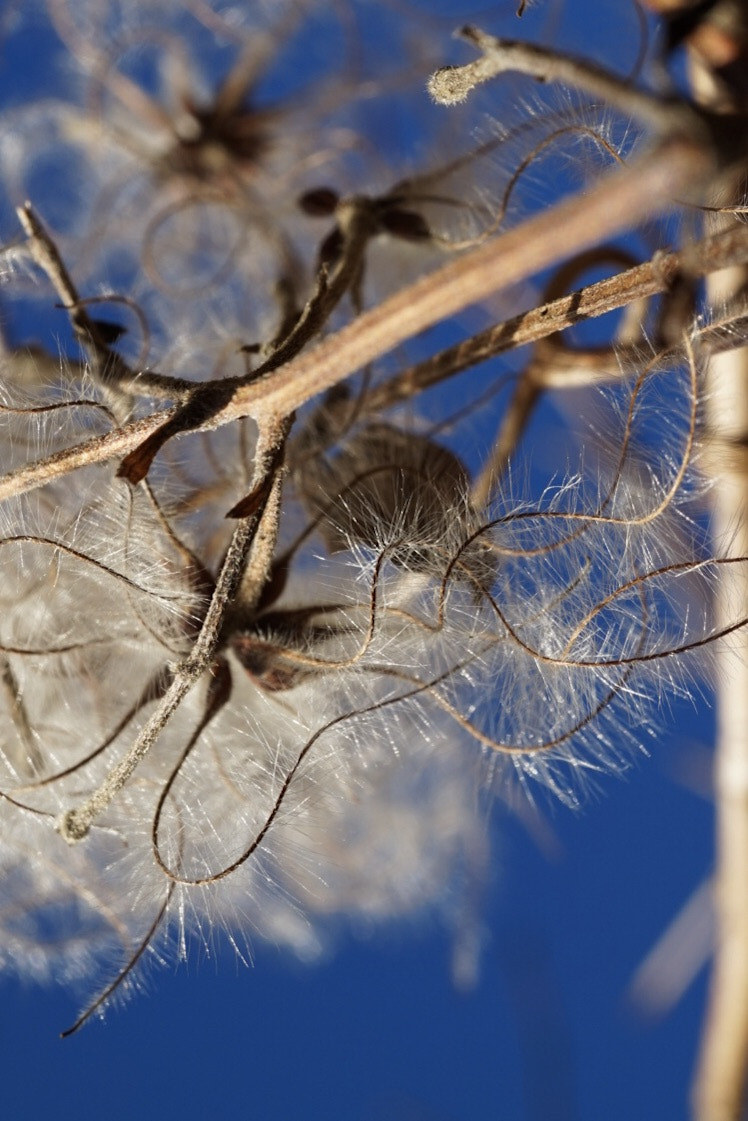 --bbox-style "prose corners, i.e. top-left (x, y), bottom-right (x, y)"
top-left (377, 206), bottom-right (432, 242)
top-left (298, 186), bottom-right (340, 216)
top-left (294, 419), bottom-right (495, 589)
